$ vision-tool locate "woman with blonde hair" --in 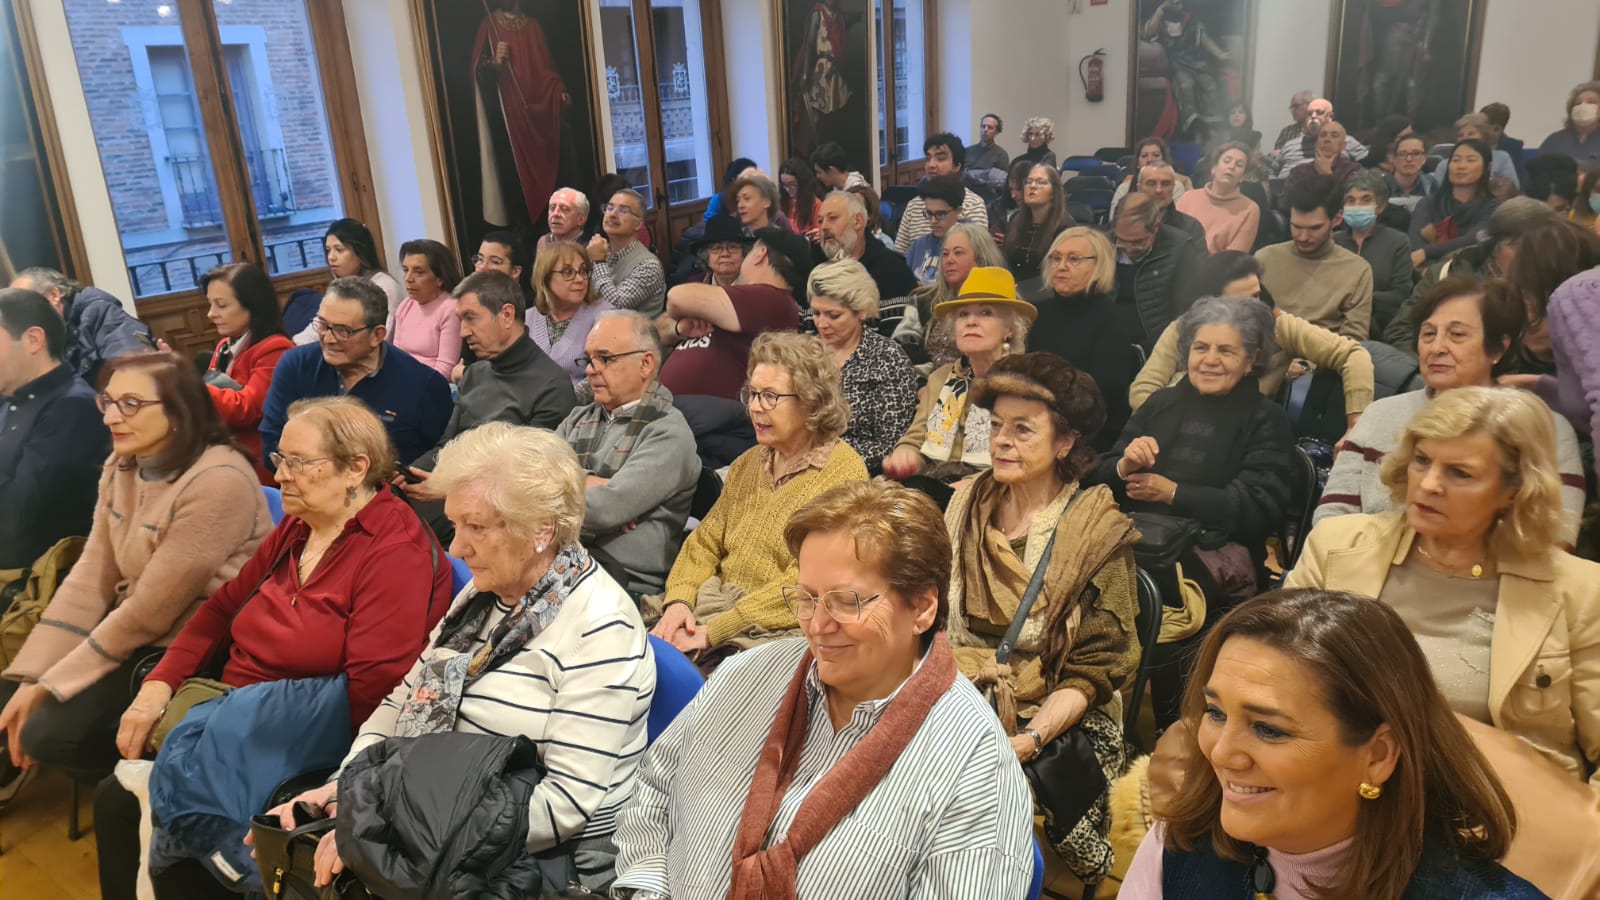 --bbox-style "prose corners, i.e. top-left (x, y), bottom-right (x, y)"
top-left (894, 222), bottom-right (1007, 367)
top-left (1288, 386), bottom-right (1600, 787)
top-left (1027, 227), bottom-right (1138, 448)
top-left (267, 423), bottom-right (653, 893)
top-left (808, 259), bottom-right (918, 467)
top-left (650, 332), bottom-right (869, 662)
top-left (1017, 117), bottom-right (1058, 169)
top-left (530, 241), bottom-right (605, 382)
